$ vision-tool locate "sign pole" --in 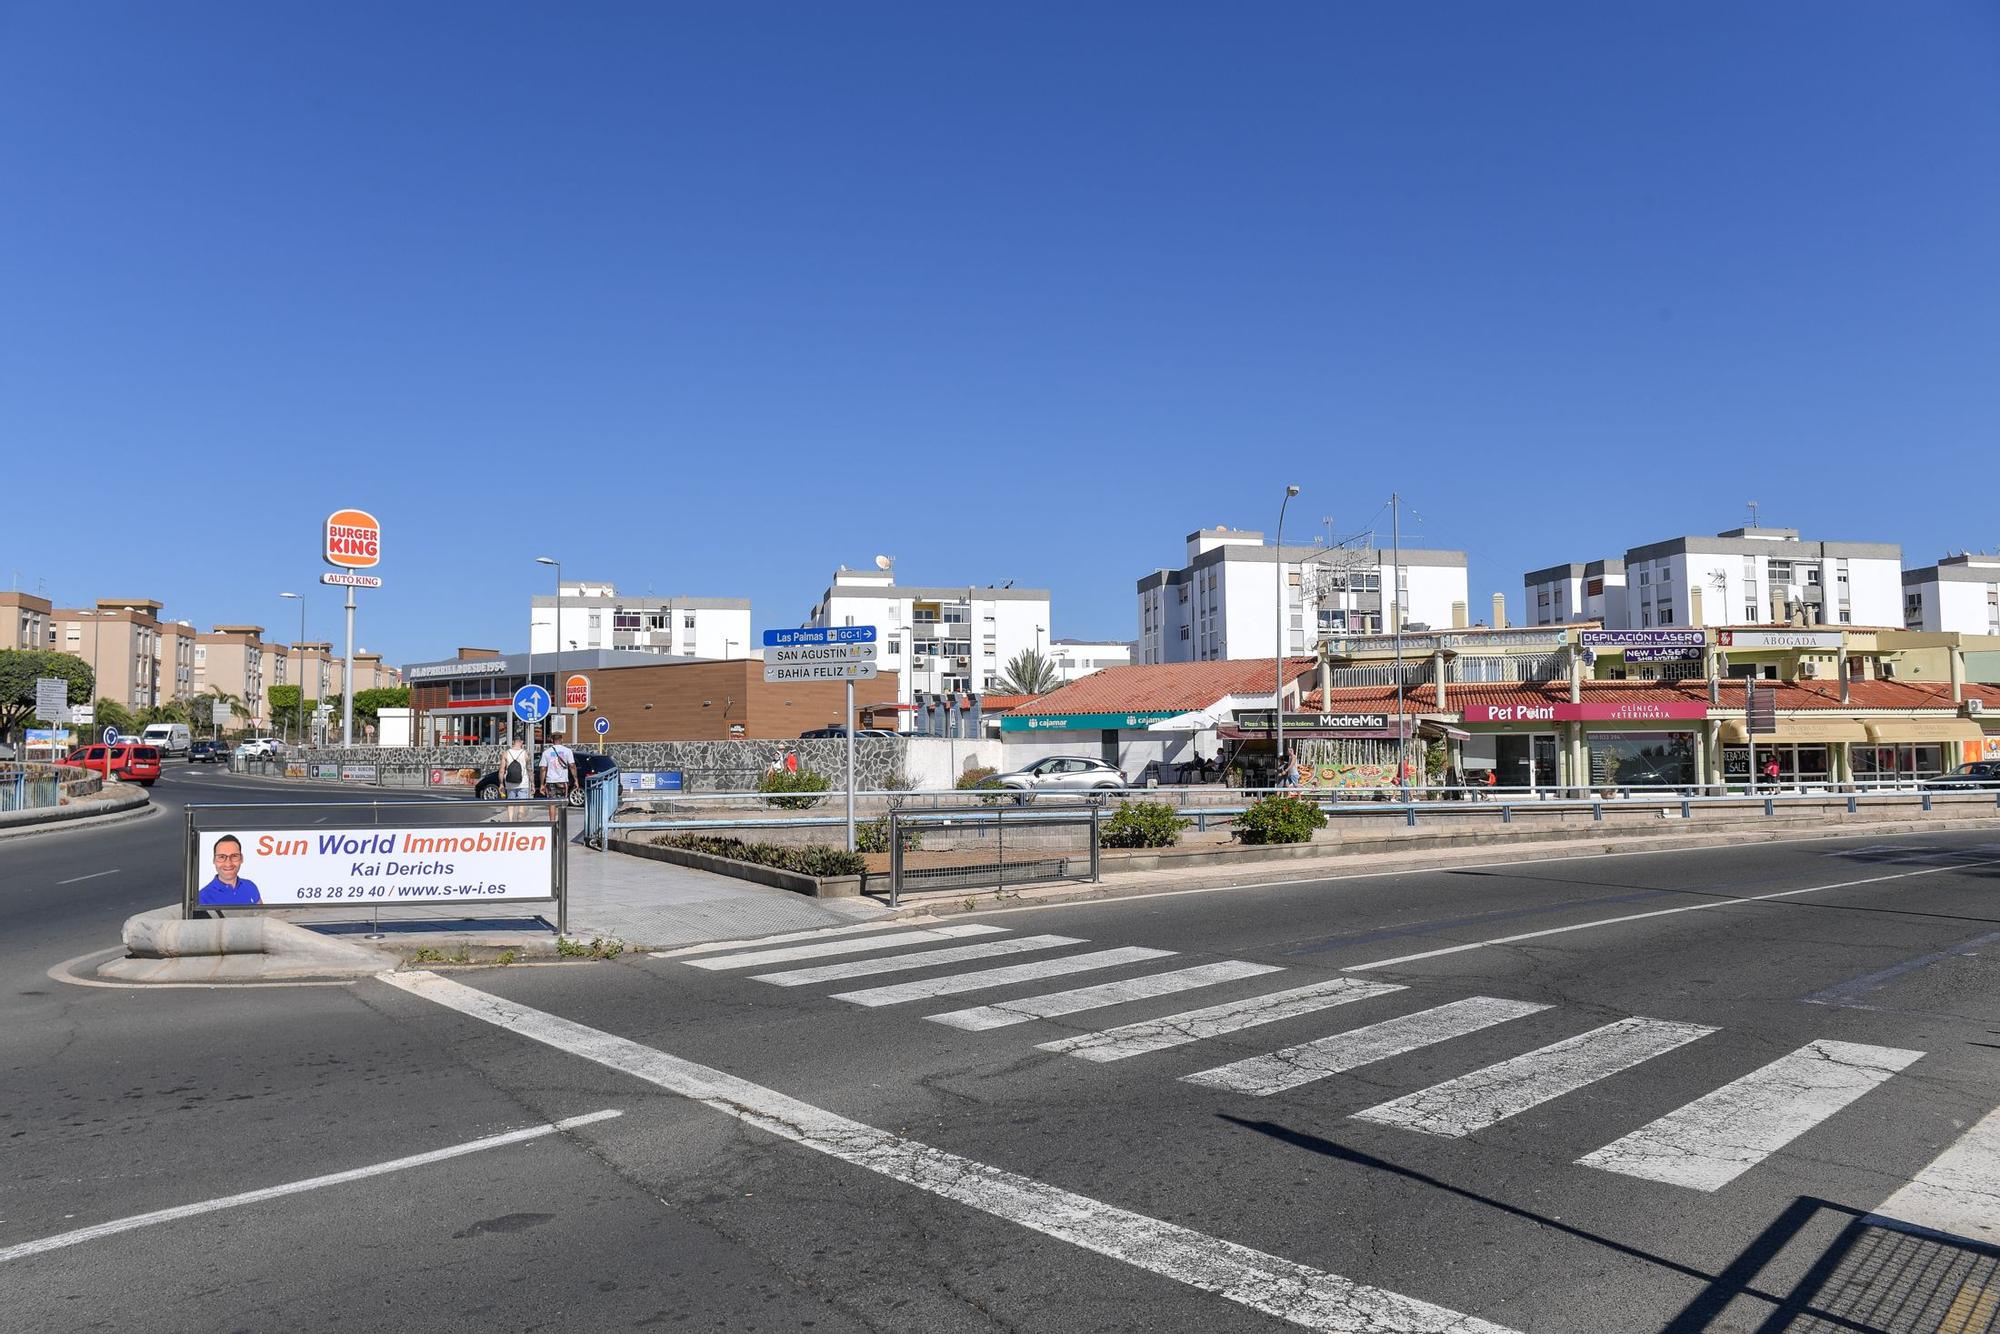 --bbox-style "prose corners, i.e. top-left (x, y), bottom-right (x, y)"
top-left (341, 586), bottom-right (357, 747)
top-left (845, 679), bottom-right (856, 853)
